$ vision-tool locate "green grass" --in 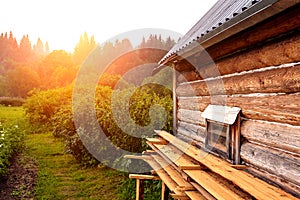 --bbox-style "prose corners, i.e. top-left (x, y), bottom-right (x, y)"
top-left (25, 132), bottom-right (126, 200)
top-left (0, 106), bottom-right (135, 199)
top-left (0, 105), bottom-right (24, 123)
